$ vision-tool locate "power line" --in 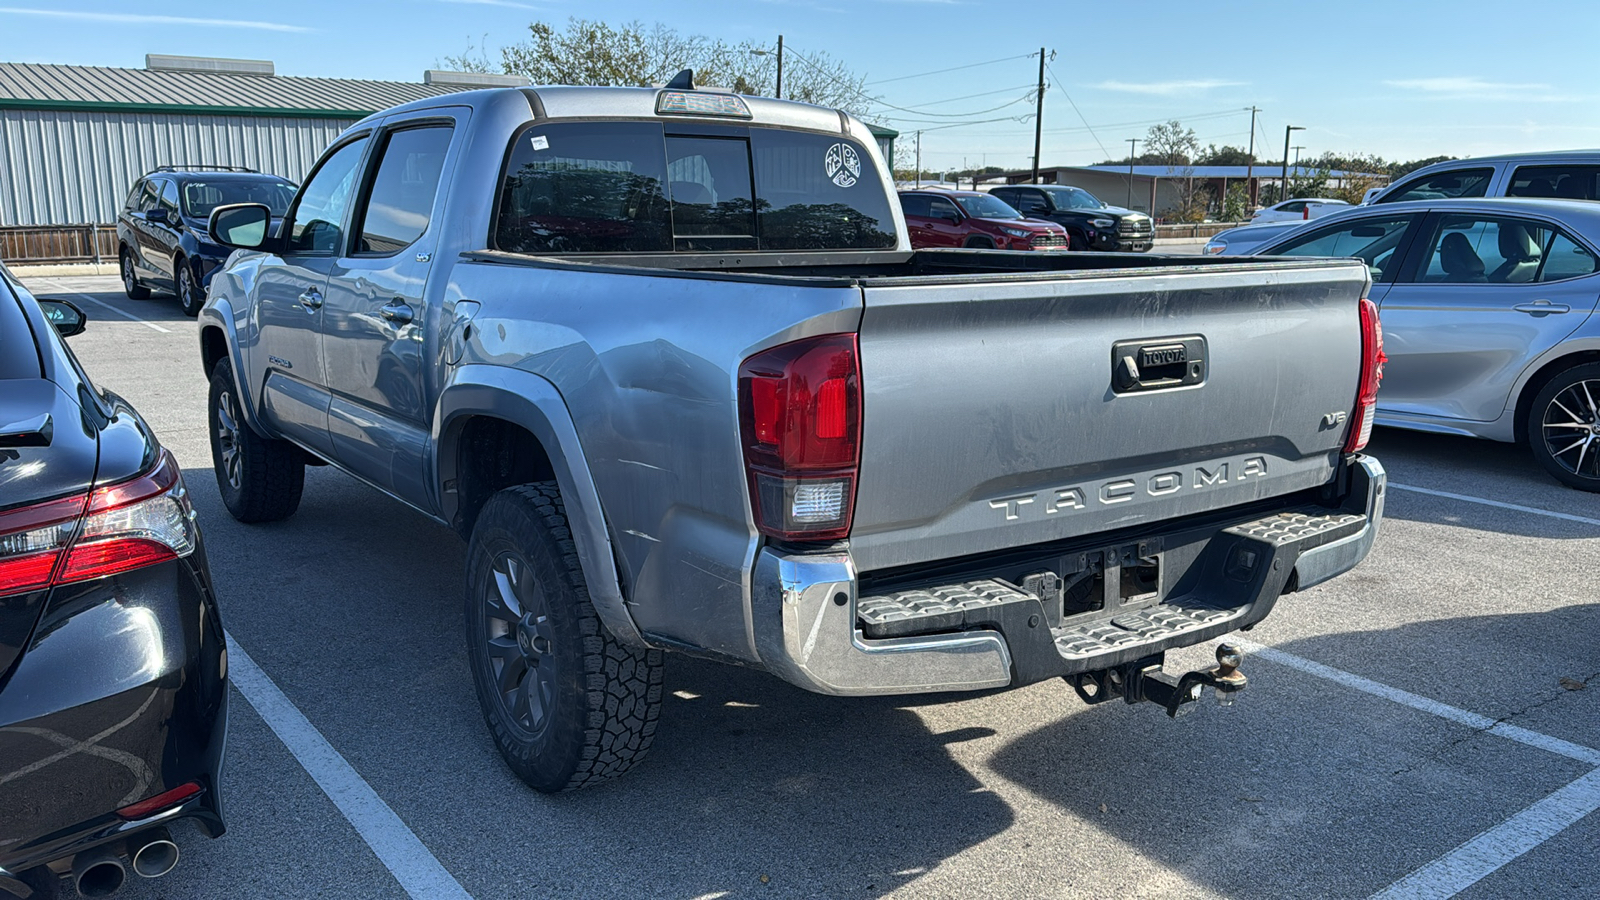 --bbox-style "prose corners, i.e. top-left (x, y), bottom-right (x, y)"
top-left (786, 45), bottom-right (1038, 121)
top-left (1045, 61), bottom-right (1112, 164)
top-left (867, 52), bottom-right (1036, 86)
